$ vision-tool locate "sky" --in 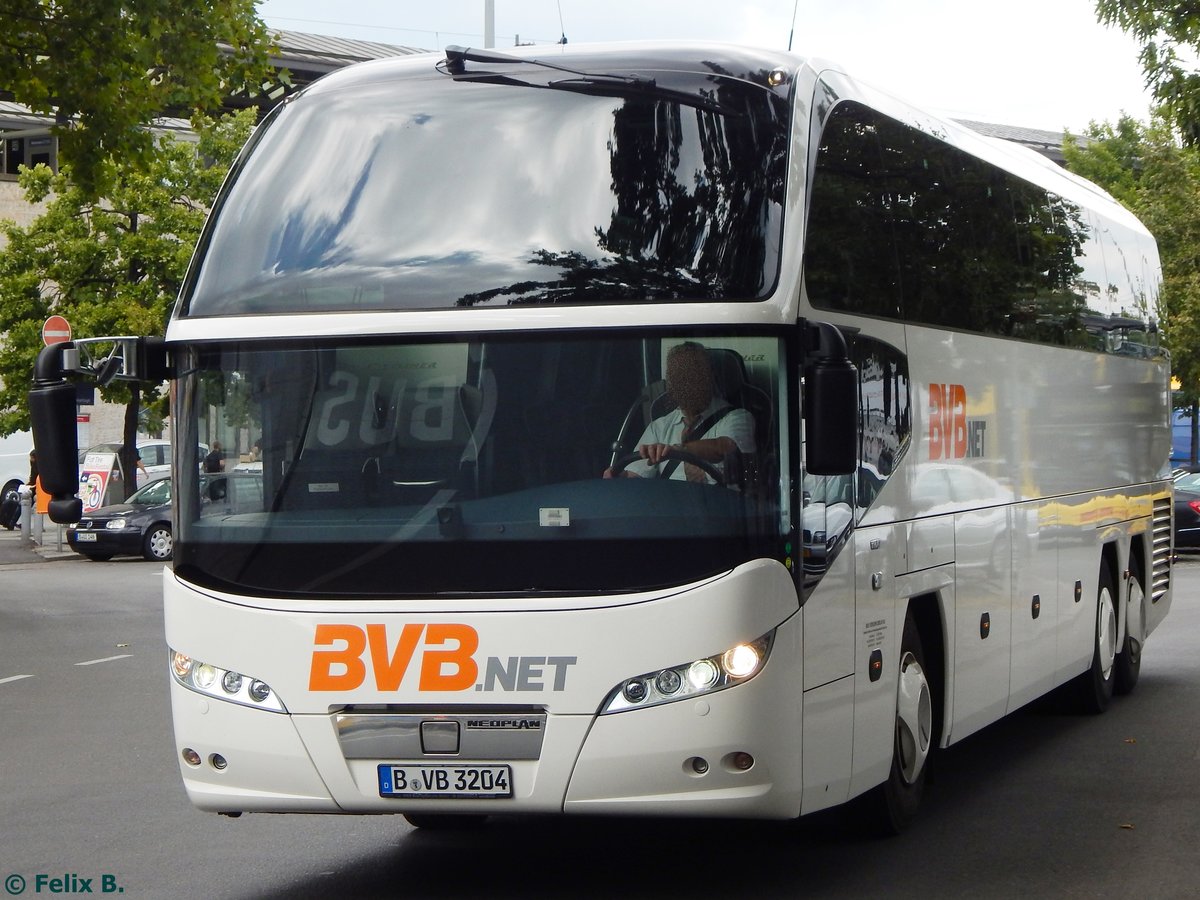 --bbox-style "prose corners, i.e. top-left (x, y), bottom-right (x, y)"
top-left (255, 0), bottom-right (1158, 134)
